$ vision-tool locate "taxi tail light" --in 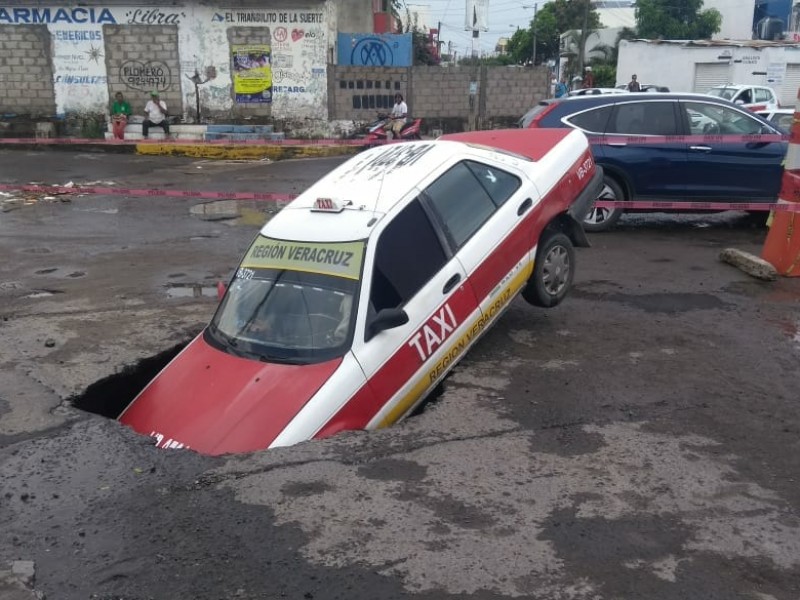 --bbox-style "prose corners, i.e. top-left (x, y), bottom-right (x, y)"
top-left (217, 281), bottom-right (227, 300)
